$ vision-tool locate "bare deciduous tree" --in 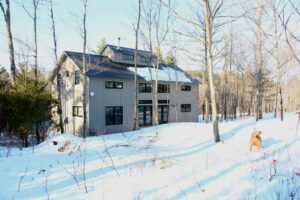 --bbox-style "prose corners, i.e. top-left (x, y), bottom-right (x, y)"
top-left (0, 0), bottom-right (16, 84)
top-left (82, 0), bottom-right (88, 139)
top-left (133, 0), bottom-right (141, 130)
top-left (49, 0), bottom-right (64, 132)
